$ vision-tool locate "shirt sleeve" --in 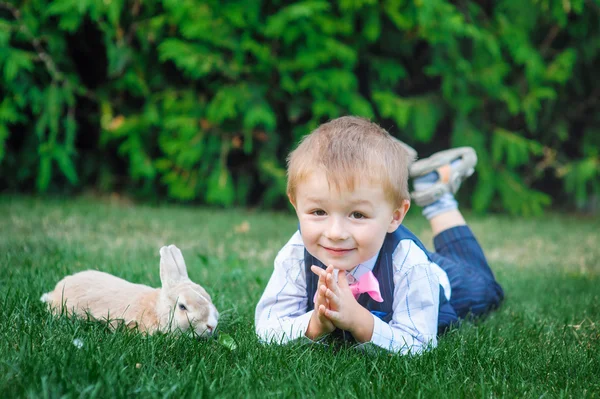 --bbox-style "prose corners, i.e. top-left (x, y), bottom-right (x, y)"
top-left (361, 240), bottom-right (440, 355)
top-left (255, 233), bottom-right (314, 344)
